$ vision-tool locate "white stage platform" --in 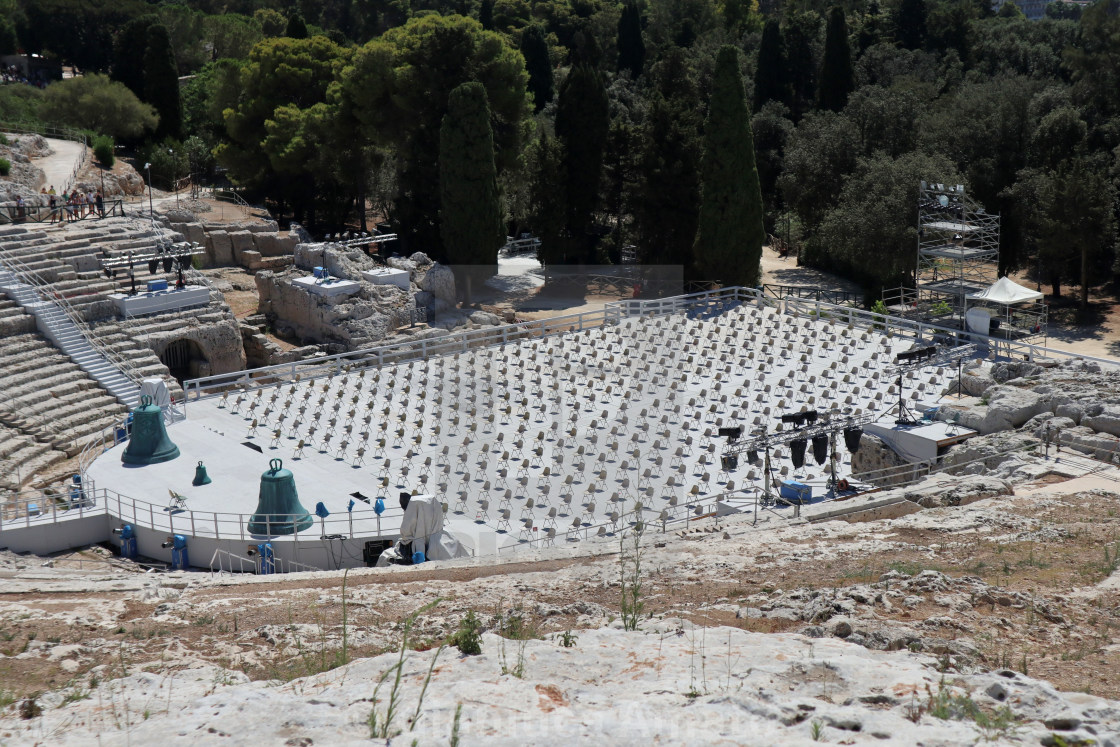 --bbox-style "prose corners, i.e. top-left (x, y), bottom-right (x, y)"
top-left (361, 266), bottom-right (410, 289)
top-left (85, 420), bottom-right (407, 543)
top-left (110, 286), bottom-right (209, 317)
top-left (292, 275), bottom-right (361, 297)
